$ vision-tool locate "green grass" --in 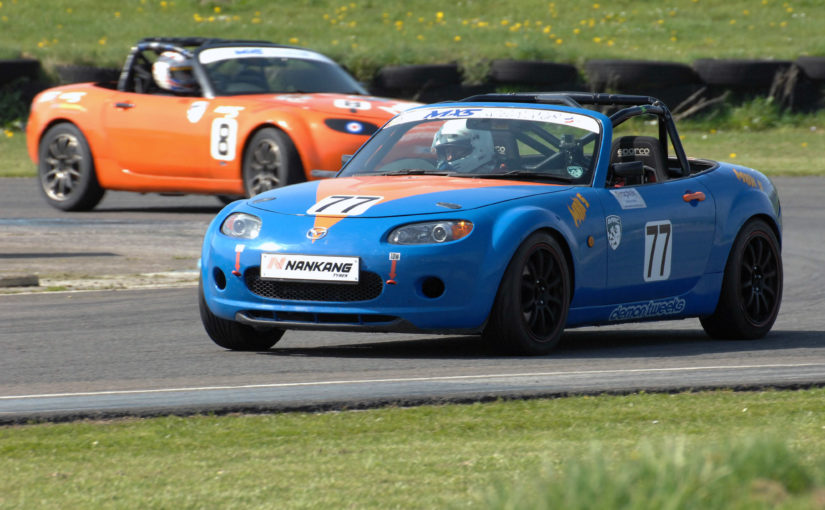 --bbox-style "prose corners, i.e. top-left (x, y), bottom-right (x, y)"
top-left (6, 110), bottom-right (825, 178)
top-left (3, 1), bottom-right (825, 177)
top-left (2, 389), bottom-right (825, 508)
top-left (1, 0), bottom-right (824, 81)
